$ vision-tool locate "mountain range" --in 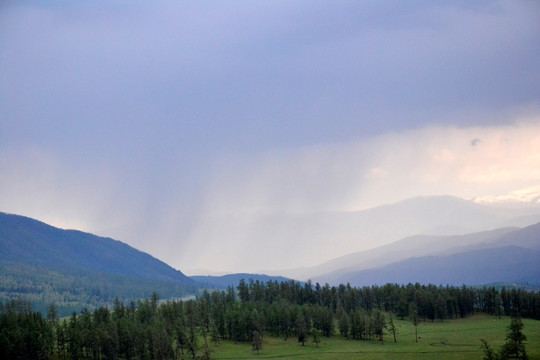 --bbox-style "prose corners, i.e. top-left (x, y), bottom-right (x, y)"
top-left (1, 193), bottom-right (540, 314)
top-left (306, 222), bottom-right (540, 287)
top-left (291, 227), bottom-right (518, 282)
top-left (262, 195), bottom-right (540, 278)
top-left (333, 245), bottom-right (540, 287)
